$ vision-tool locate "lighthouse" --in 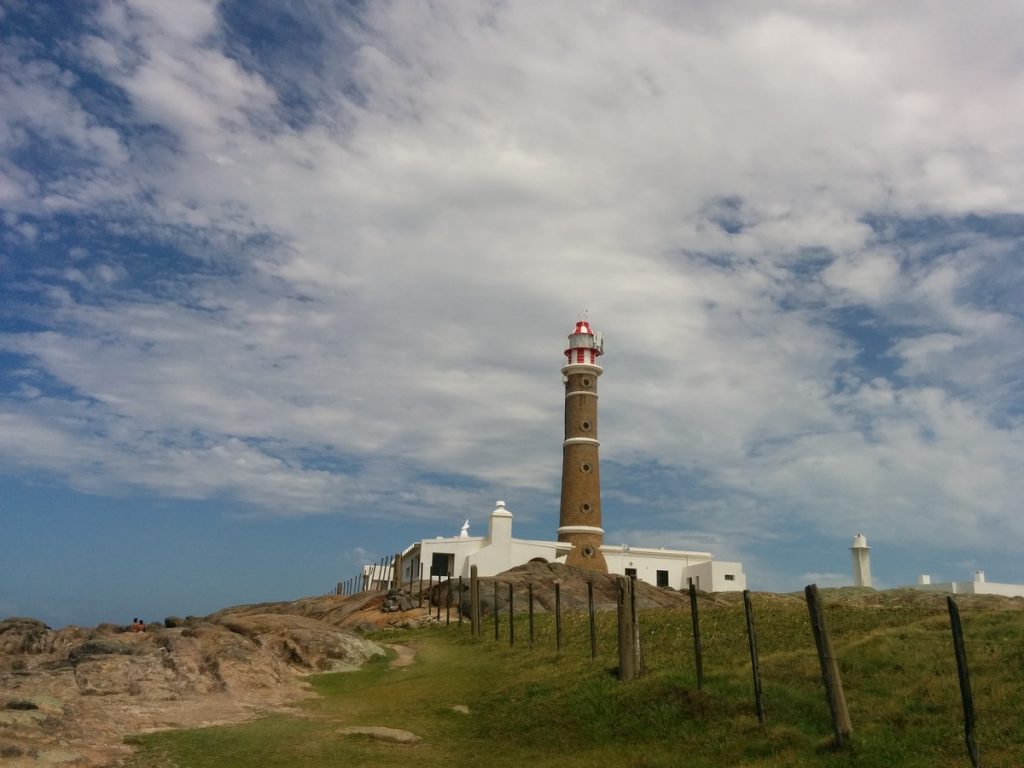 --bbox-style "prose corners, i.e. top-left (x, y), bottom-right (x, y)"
top-left (850, 533), bottom-right (872, 588)
top-left (557, 319), bottom-right (608, 572)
